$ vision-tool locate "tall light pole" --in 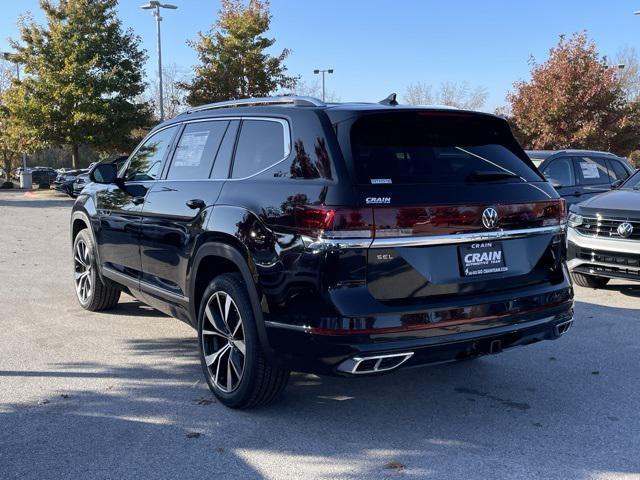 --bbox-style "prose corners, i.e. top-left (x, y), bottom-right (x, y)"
top-left (313, 68), bottom-right (334, 102)
top-left (1, 52), bottom-right (20, 81)
top-left (141, 1), bottom-right (177, 122)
